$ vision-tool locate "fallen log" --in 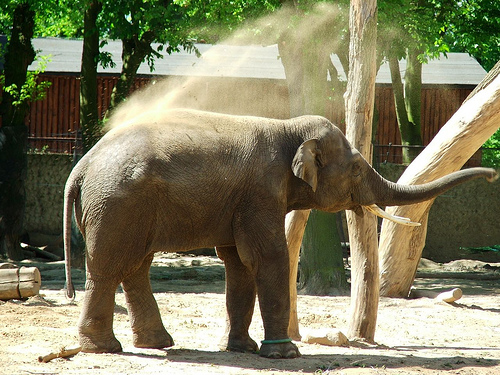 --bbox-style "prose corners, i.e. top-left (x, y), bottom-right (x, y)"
top-left (0, 266), bottom-right (41, 300)
top-left (38, 345), bottom-right (82, 363)
top-left (21, 243), bottom-right (62, 261)
top-left (409, 287), bottom-right (463, 303)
